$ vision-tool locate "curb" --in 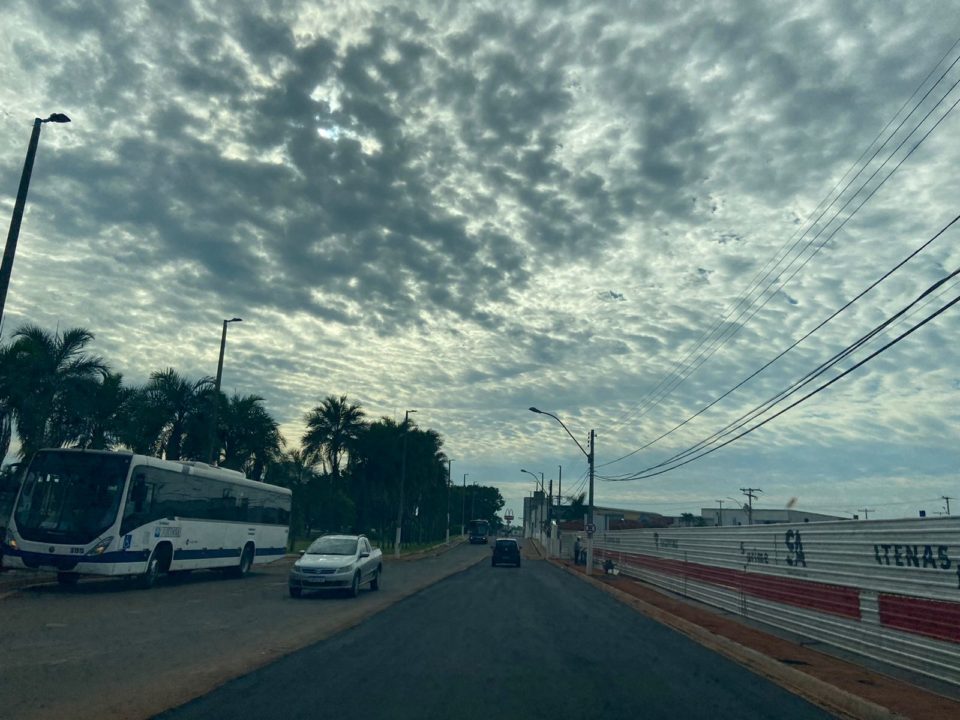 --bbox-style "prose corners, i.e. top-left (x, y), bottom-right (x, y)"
top-left (388, 537), bottom-right (467, 562)
top-left (551, 559), bottom-right (905, 720)
top-left (0, 569), bottom-right (53, 598)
